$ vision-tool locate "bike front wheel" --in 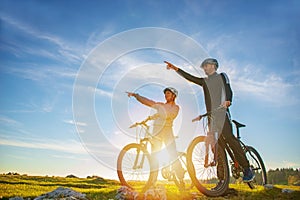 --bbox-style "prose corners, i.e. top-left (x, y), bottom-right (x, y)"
top-left (117, 143), bottom-right (157, 193)
top-left (187, 136), bottom-right (230, 197)
top-left (245, 146), bottom-right (267, 189)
